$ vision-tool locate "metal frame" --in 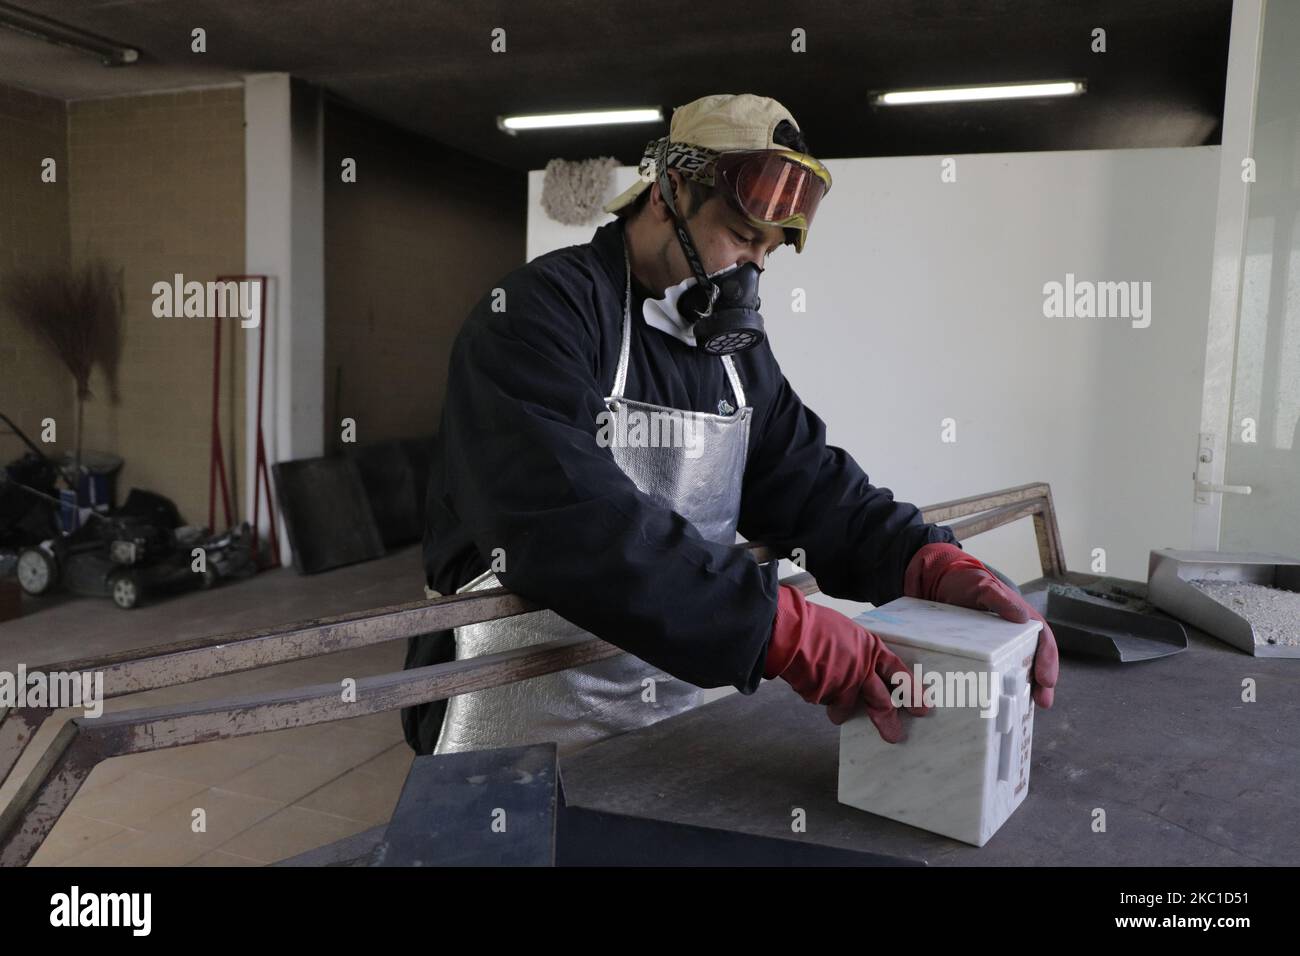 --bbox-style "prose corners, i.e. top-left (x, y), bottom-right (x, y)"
top-left (0, 481), bottom-right (1064, 866)
top-left (1192, 0), bottom-right (1264, 549)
